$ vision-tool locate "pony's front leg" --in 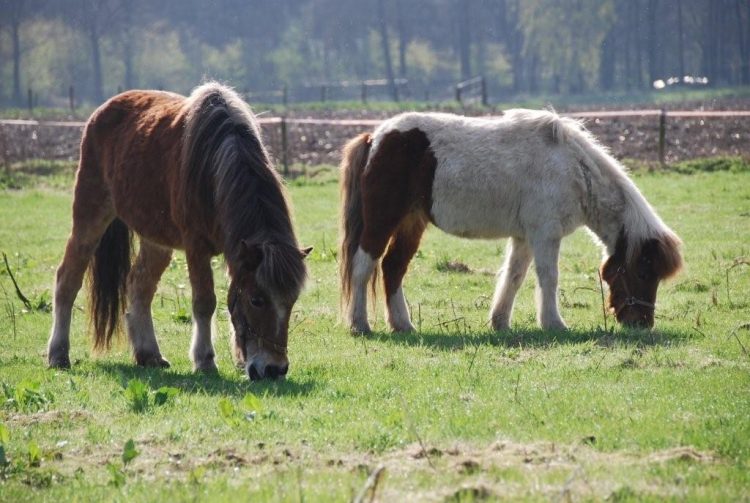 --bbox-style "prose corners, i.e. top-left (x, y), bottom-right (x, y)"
top-left (531, 236), bottom-right (567, 330)
top-left (186, 251), bottom-right (217, 372)
top-left (490, 237), bottom-right (533, 331)
top-left (347, 247), bottom-right (376, 334)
